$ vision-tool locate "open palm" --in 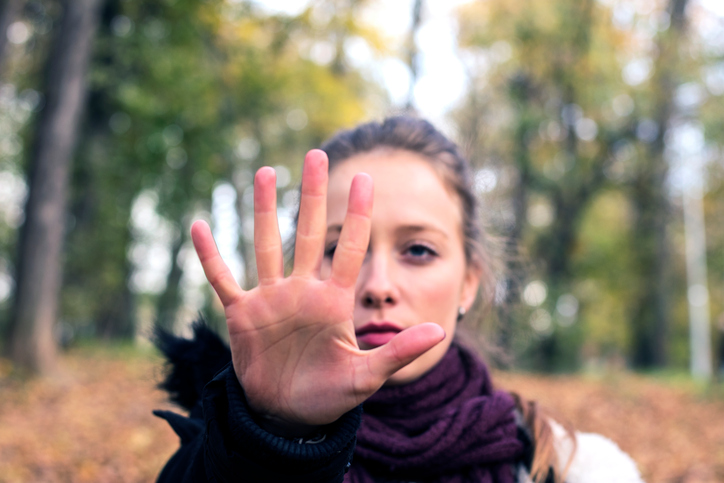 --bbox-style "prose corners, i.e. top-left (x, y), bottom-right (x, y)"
top-left (191, 149), bottom-right (444, 430)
